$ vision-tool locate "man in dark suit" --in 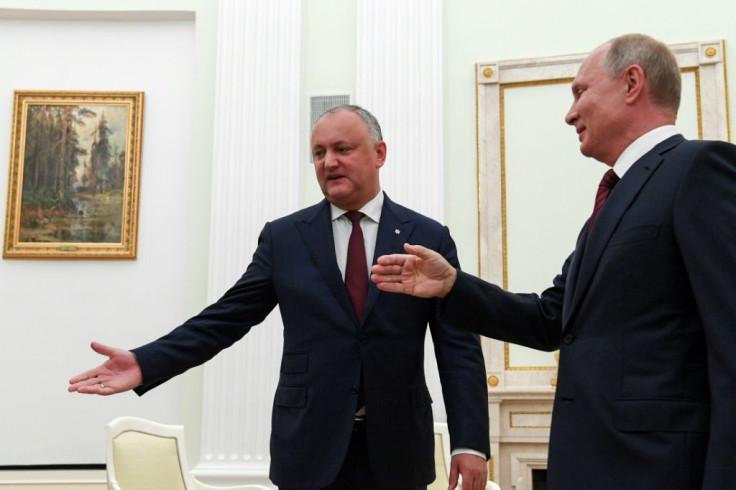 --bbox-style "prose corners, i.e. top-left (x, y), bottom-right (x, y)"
top-left (371, 34), bottom-right (736, 489)
top-left (68, 105), bottom-right (490, 490)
